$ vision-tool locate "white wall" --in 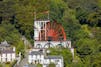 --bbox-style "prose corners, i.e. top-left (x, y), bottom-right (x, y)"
top-left (28, 54), bottom-right (44, 64)
top-left (12, 53), bottom-right (16, 61)
top-left (28, 55), bottom-right (32, 63)
top-left (34, 41), bottom-right (71, 48)
top-left (34, 20), bottom-right (49, 41)
top-left (0, 55), bottom-right (1, 62)
top-left (0, 53), bottom-right (16, 63)
top-left (7, 54), bottom-right (11, 62)
top-left (28, 55), bottom-right (64, 67)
